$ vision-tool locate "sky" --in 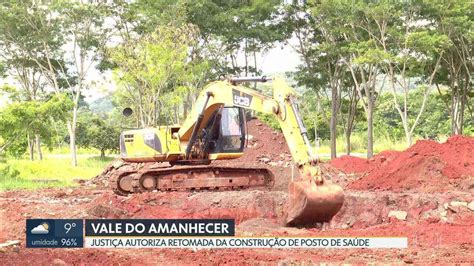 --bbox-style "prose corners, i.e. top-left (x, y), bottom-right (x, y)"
top-left (237, 41), bottom-right (301, 75)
